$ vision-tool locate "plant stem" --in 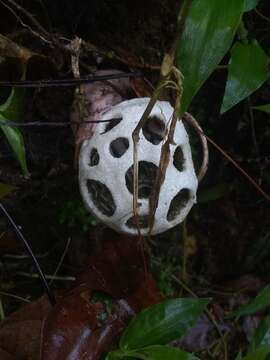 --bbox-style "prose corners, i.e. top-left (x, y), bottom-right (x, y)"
top-left (0, 203), bottom-right (56, 305)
